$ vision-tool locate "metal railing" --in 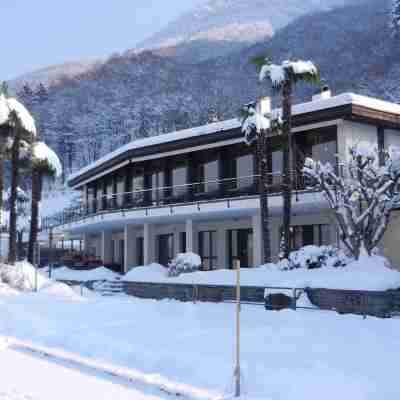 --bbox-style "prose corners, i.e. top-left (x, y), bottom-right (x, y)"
top-left (42, 172), bottom-right (309, 230)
